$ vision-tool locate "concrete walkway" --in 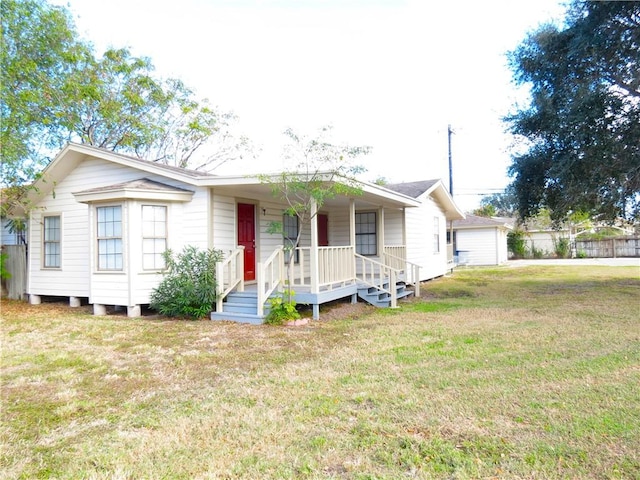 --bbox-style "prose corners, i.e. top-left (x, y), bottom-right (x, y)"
top-left (507, 258), bottom-right (640, 268)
